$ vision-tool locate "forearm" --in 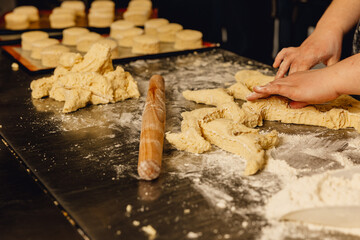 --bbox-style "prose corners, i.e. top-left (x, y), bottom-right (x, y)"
top-left (316, 0), bottom-right (360, 35)
top-left (329, 53), bottom-right (360, 95)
